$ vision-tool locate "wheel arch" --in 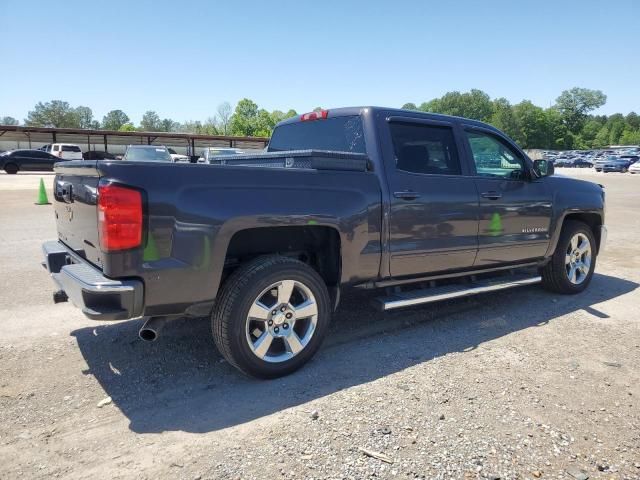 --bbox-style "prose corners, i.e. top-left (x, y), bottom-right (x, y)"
top-left (220, 225), bottom-right (342, 308)
top-left (548, 211), bottom-right (603, 256)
